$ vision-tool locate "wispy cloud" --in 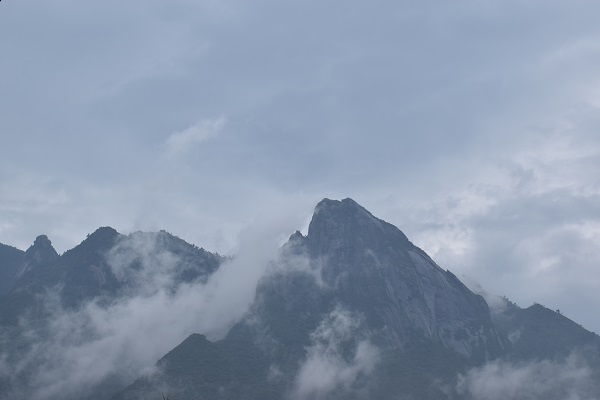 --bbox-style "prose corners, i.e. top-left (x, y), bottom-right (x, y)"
top-left (0, 207), bottom-right (301, 400)
top-left (165, 115), bottom-right (226, 157)
top-left (290, 307), bottom-right (379, 400)
top-left (456, 354), bottom-right (599, 400)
